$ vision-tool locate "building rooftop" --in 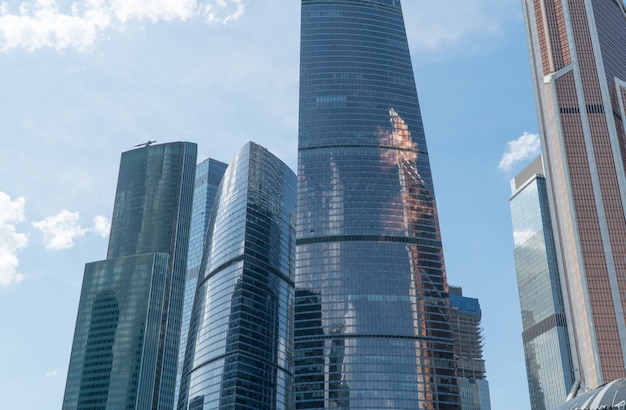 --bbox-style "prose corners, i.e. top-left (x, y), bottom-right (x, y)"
top-left (555, 379), bottom-right (626, 409)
